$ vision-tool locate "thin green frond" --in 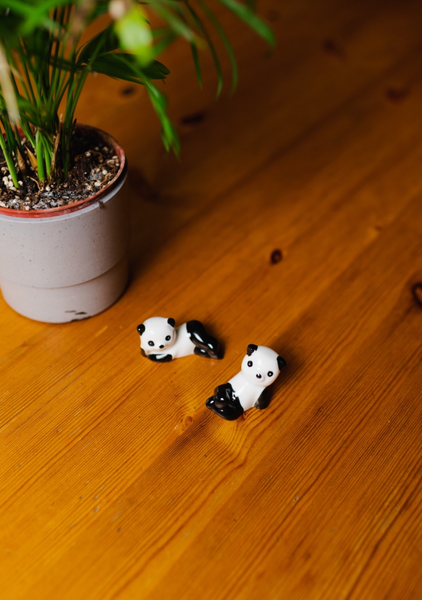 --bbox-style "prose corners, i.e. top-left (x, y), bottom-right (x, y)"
top-left (190, 42), bottom-right (202, 88)
top-left (184, 1), bottom-right (223, 96)
top-left (197, 0), bottom-right (238, 93)
top-left (216, 0), bottom-right (275, 46)
top-left (77, 25), bottom-right (119, 65)
top-left (151, 1), bottom-right (198, 44)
